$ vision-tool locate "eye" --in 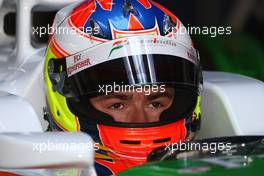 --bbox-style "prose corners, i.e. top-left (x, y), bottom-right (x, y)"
top-left (109, 103), bottom-right (124, 110)
top-left (148, 102), bottom-right (163, 109)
